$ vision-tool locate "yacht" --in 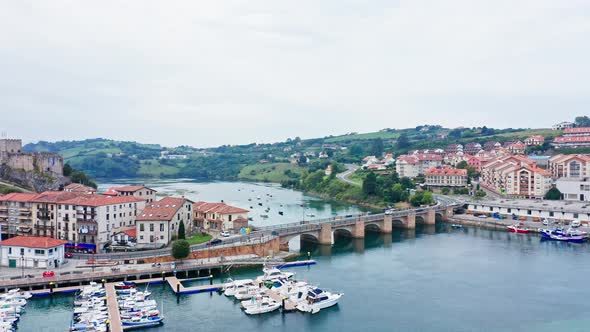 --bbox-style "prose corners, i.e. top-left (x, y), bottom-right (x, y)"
top-left (234, 286), bottom-right (264, 300)
top-left (223, 279), bottom-right (255, 297)
top-left (256, 267), bottom-right (295, 283)
top-left (296, 287), bottom-right (343, 314)
top-left (243, 298), bottom-right (281, 315)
